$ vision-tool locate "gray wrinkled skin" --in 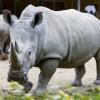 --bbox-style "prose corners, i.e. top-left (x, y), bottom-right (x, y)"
top-left (0, 14), bottom-right (10, 53)
top-left (0, 14), bottom-right (17, 54)
top-left (3, 5), bottom-right (100, 95)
